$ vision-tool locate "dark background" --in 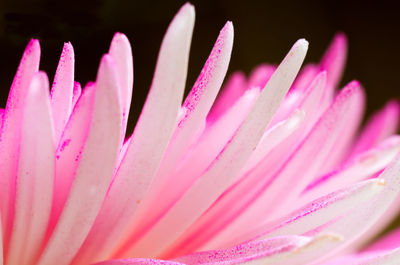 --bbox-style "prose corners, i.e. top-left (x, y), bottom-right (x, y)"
top-left (0, 0), bottom-right (399, 130)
